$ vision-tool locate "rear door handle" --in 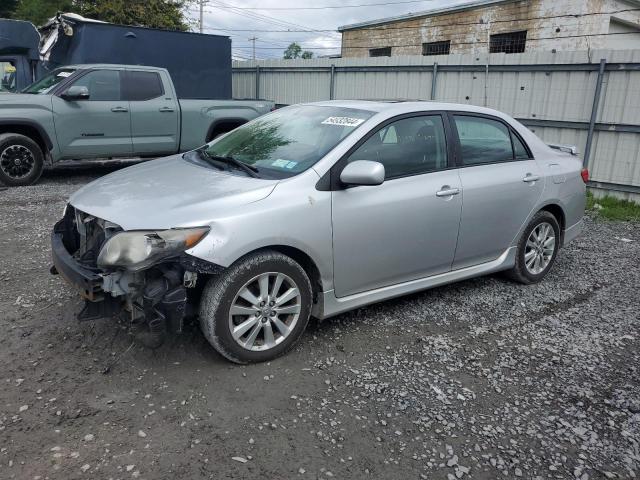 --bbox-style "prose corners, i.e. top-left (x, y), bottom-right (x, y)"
top-left (111, 106), bottom-right (128, 113)
top-left (159, 107), bottom-right (175, 112)
top-left (523, 174), bottom-right (540, 183)
top-left (436, 187), bottom-right (461, 197)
